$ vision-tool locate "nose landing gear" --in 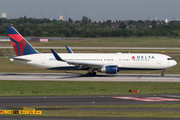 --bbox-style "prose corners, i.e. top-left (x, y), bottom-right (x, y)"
top-left (161, 69), bottom-right (165, 77)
